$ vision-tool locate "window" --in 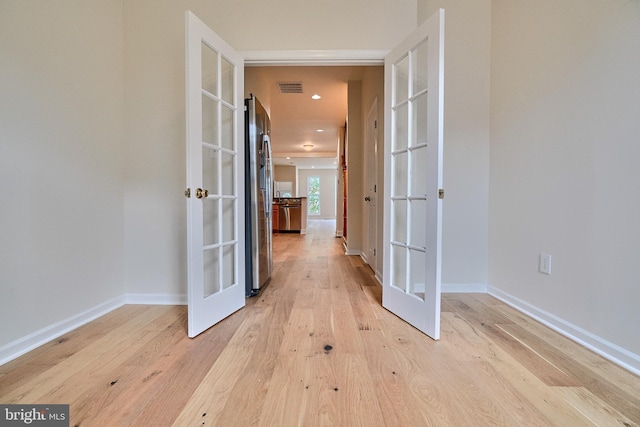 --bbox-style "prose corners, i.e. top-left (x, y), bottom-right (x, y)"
top-left (307, 176), bottom-right (320, 215)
